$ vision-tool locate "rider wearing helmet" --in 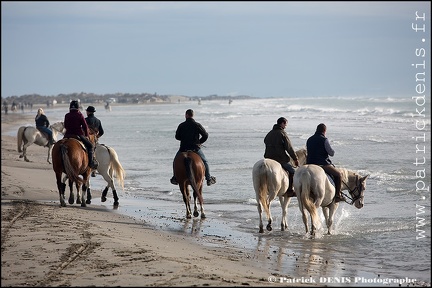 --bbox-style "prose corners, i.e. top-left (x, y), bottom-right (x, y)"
top-left (63, 100), bottom-right (98, 169)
